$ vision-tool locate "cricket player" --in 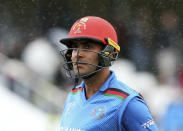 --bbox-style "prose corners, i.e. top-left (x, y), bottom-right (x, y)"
top-left (59, 16), bottom-right (158, 131)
